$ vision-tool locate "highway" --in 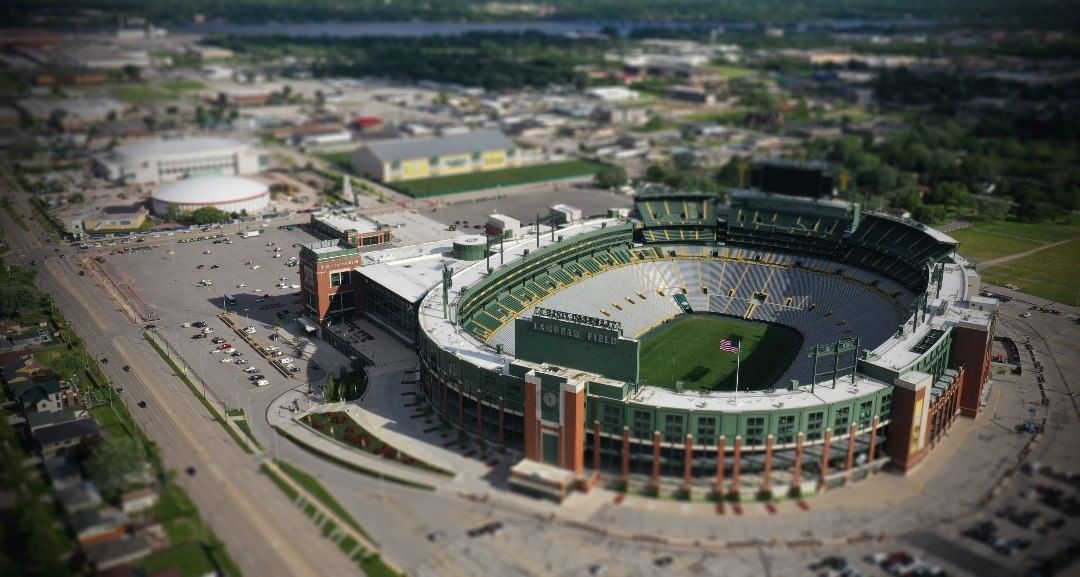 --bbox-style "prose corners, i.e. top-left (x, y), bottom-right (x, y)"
top-left (1, 195), bottom-right (361, 577)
